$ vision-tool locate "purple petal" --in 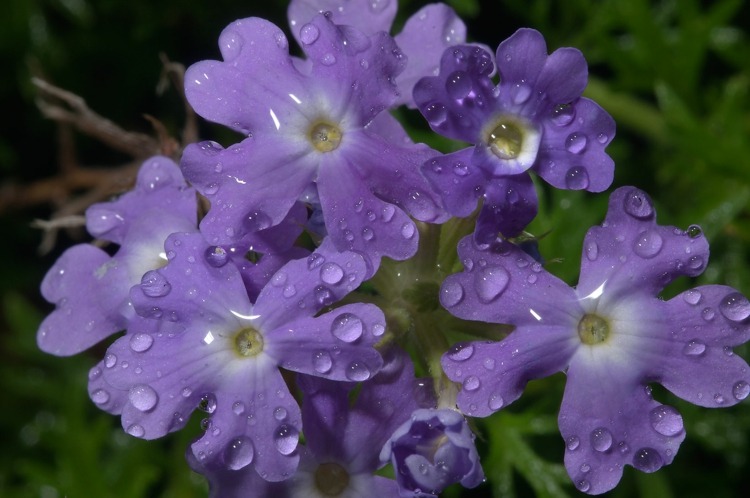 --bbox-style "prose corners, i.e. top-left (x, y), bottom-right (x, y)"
top-left (495, 28), bottom-right (548, 89)
top-left (443, 325), bottom-right (578, 418)
top-left (536, 97), bottom-right (616, 192)
top-left (473, 173), bottom-right (538, 243)
top-left (267, 303), bottom-right (385, 382)
top-left (288, 0), bottom-right (397, 46)
top-left (181, 139), bottom-right (314, 247)
top-left (414, 44), bottom-right (497, 142)
top-left (421, 148), bottom-right (486, 218)
top-left (38, 245), bottom-right (128, 355)
top-left (364, 111), bottom-right (414, 146)
top-left (559, 364), bottom-right (685, 495)
top-left (86, 156), bottom-right (196, 244)
top-left (535, 47), bottom-right (588, 104)
top-left (297, 374), bottom-right (352, 462)
top-left (253, 238), bottom-right (368, 328)
top-left (656, 285), bottom-right (750, 407)
top-left (185, 18), bottom-right (306, 135)
top-left (394, 4), bottom-right (467, 107)
top-left (577, 187), bottom-right (709, 300)
top-left (440, 235), bottom-right (578, 327)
